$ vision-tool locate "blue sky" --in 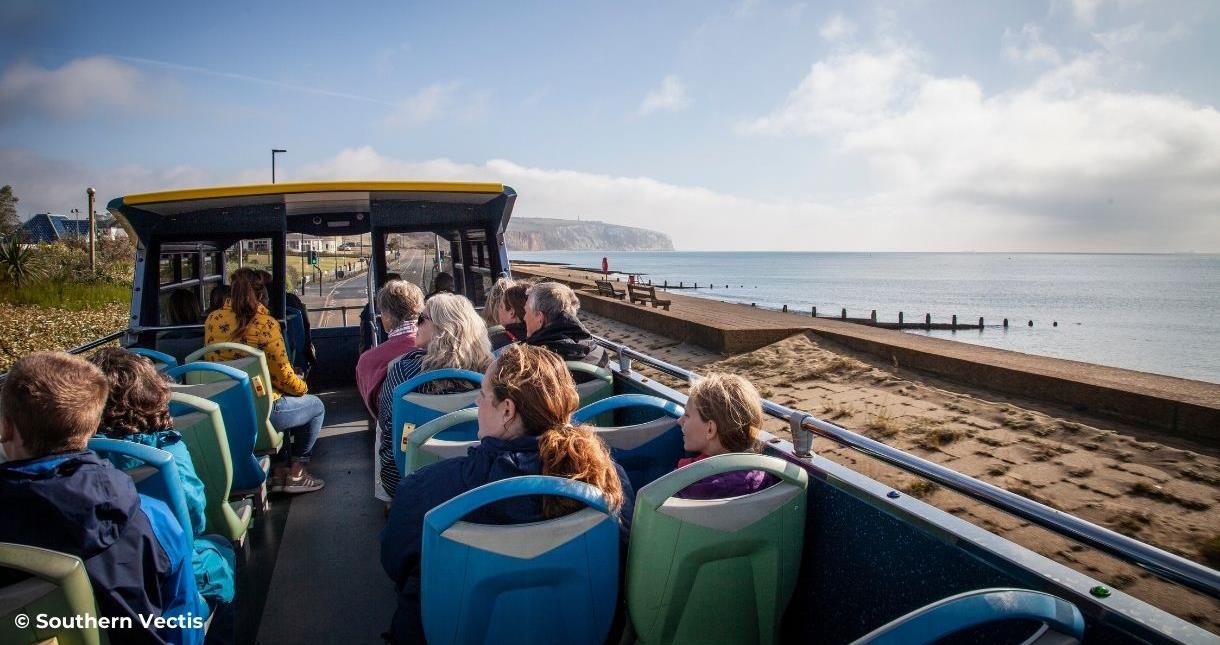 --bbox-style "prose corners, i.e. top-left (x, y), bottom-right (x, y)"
top-left (1, 0), bottom-right (1218, 251)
